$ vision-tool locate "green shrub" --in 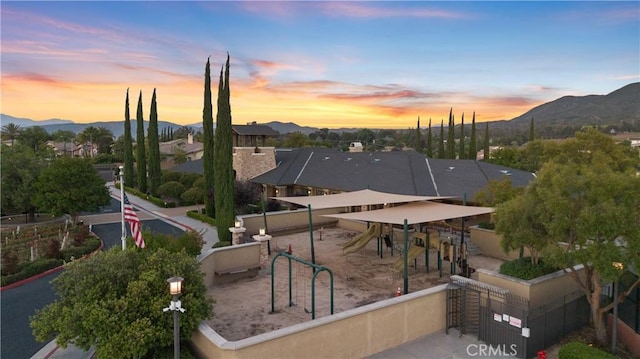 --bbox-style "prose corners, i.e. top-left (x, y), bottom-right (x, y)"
top-left (179, 173), bottom-right (202, 188)
top-left (478, 221), bottom-right (495, 230)
top-left (186, 210), bottom-right (216, 226)
top-left (61, 237), bottom-right (101, 261)
top-left (142, 229), bottom-right (204, 256)
top-left (157, 181), bottom-right (186, 204)
top-left (145, 342), bottom-right (196, 359)
top-left (161, 171), bottom-right (182, 184)
top-left (213, 241), bottom-right (231, 248)
top-left (558, 341), bottom-right (616, 359)
top-left (123, 187), bottom-right (174, 208)
top-left (46, 238), bottom-right (62, 259)
top-left (2, 250), bottom-right (19, 275)
top-left (499, 257), bottom-right (559, 280)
